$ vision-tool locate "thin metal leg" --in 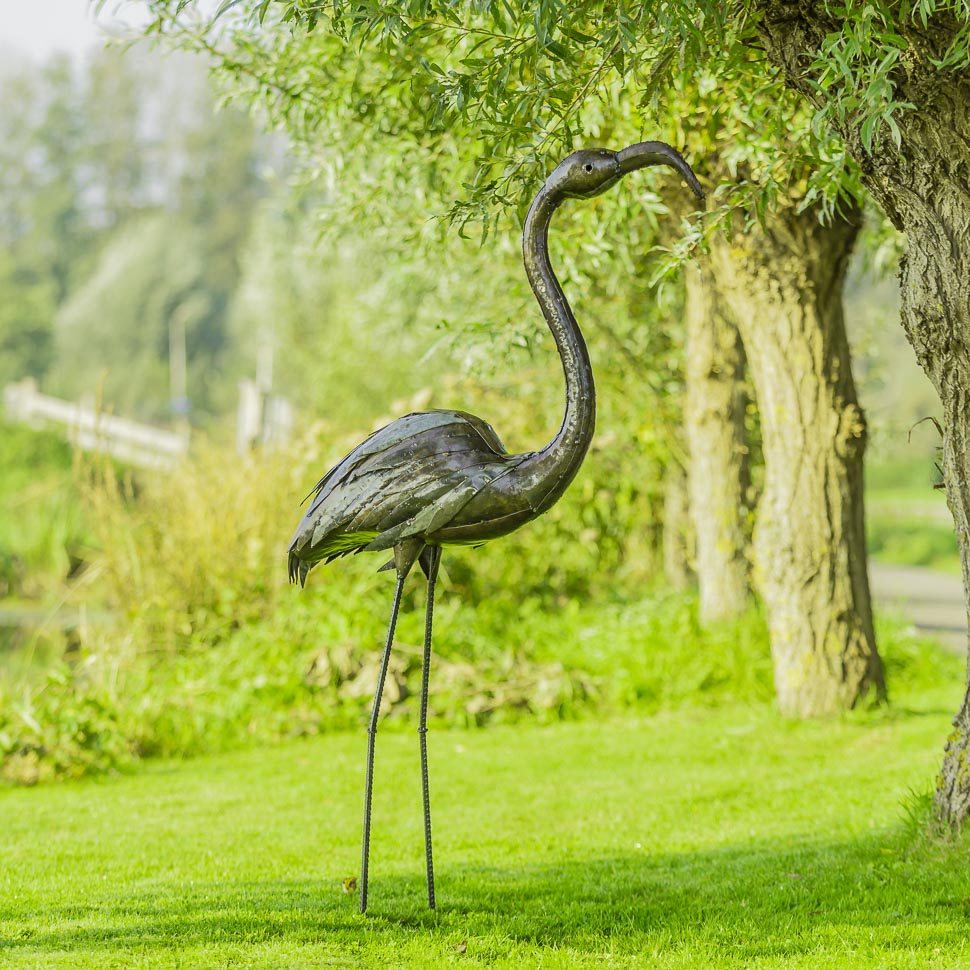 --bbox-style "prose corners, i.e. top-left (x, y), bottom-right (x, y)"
top-left (418, 546), bottom-right (441, 910)
top-left (360, 573), bottom-right (406, 915)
